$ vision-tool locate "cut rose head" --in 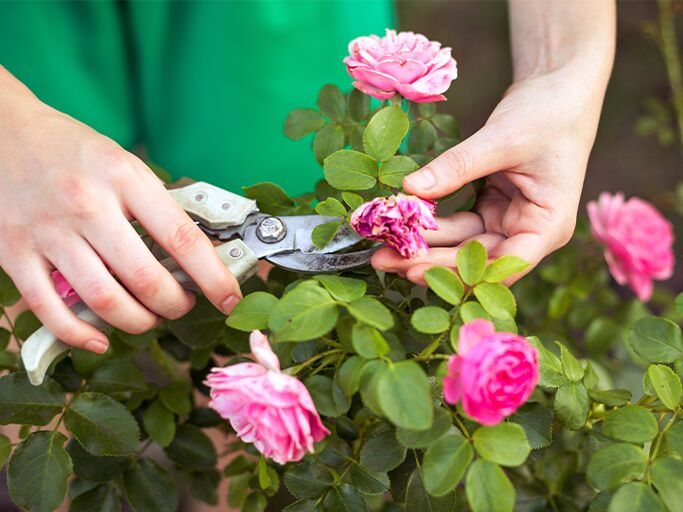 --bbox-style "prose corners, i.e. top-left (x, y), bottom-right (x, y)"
top-left (587, 192), bottom-right (674, 302)
top-left (350, 193), bottom-right (438, 259)
top-left (344, 28), bottom-right (457, 102)
top-left (205, 330), bottom-right (329, 464)
top-left (444, 319), bottom-right (539, 425)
